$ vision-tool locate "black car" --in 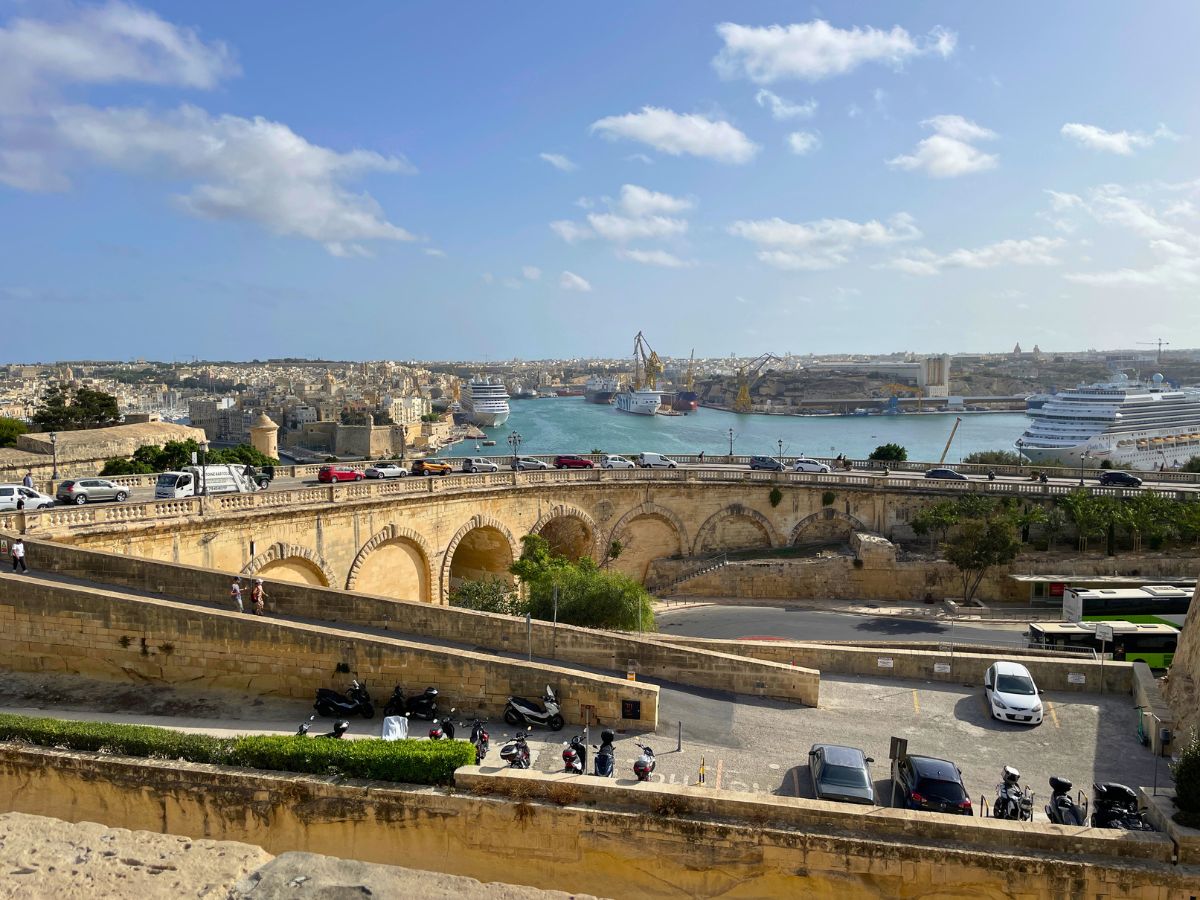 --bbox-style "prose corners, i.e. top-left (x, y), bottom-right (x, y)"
top-left (809, 744), bottom-right (875, 805)
top-left (924, 468), bottom-right (968, 481)
top-left (1099, 470), bottom-right (1143, 488)
top-left (749, 455), bottom-right (784, 471)
top-left (891, 754), bottom-right (972, 815)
